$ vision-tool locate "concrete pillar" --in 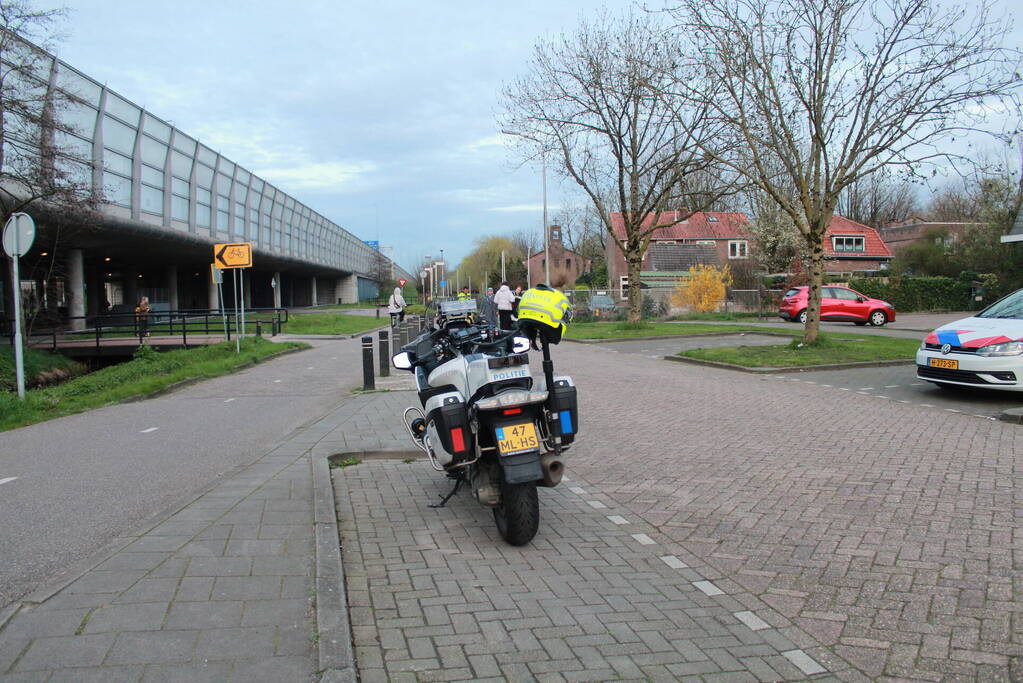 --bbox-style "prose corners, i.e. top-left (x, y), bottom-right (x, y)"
top-left (166, 265), bottom-right (179, 310)
top-left (124, 269), bottom-right (138, 308)
top-left (272, 271), bottom-right (282, 309)
top-left (244, 270), bottom-right (252, 308)
top-left (310, 276), bottom-right (318, 307)
top-left (68, 249), bottom-right (85, 331)
top-left (86, 266), bottom-right (101, 317)
top-left (208, 276), bottom-right (220, 311)
top-left (336, 274), bottom-right (358, 304)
